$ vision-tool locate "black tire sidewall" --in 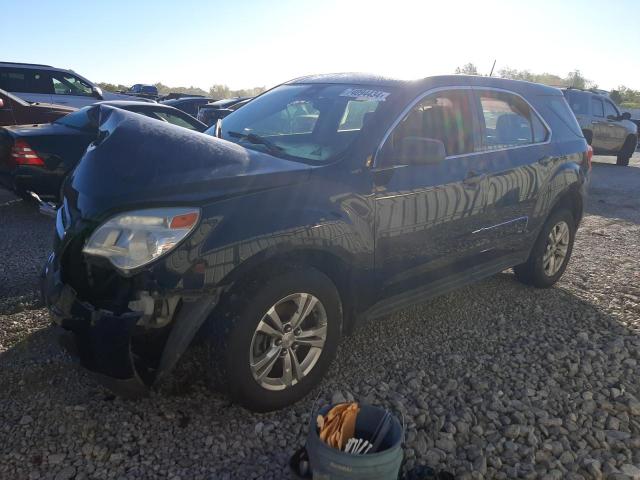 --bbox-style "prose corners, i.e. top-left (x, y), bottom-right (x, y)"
top-left (527, 209), bottom-right (576, 288)
top-left (209, 267), bottom-right (341, 412)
